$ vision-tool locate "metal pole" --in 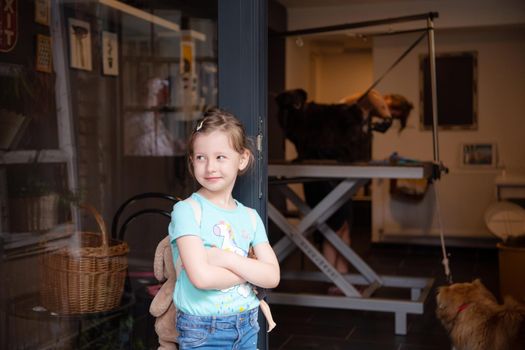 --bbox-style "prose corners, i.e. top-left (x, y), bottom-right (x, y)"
top-left (427, 16), bottom-right (440, 162)
top-left (273, 12), bottom-right (439, 38)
